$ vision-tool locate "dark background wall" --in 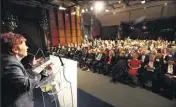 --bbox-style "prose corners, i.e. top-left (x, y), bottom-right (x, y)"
top-left (100, 16), bottom-right (176, 40)
top-left (101, 26), bottom-right (118, 40)
top-left (82, 13), bottom-right (101, 39)
top-left (1, 1), bottom-right (45, 54)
